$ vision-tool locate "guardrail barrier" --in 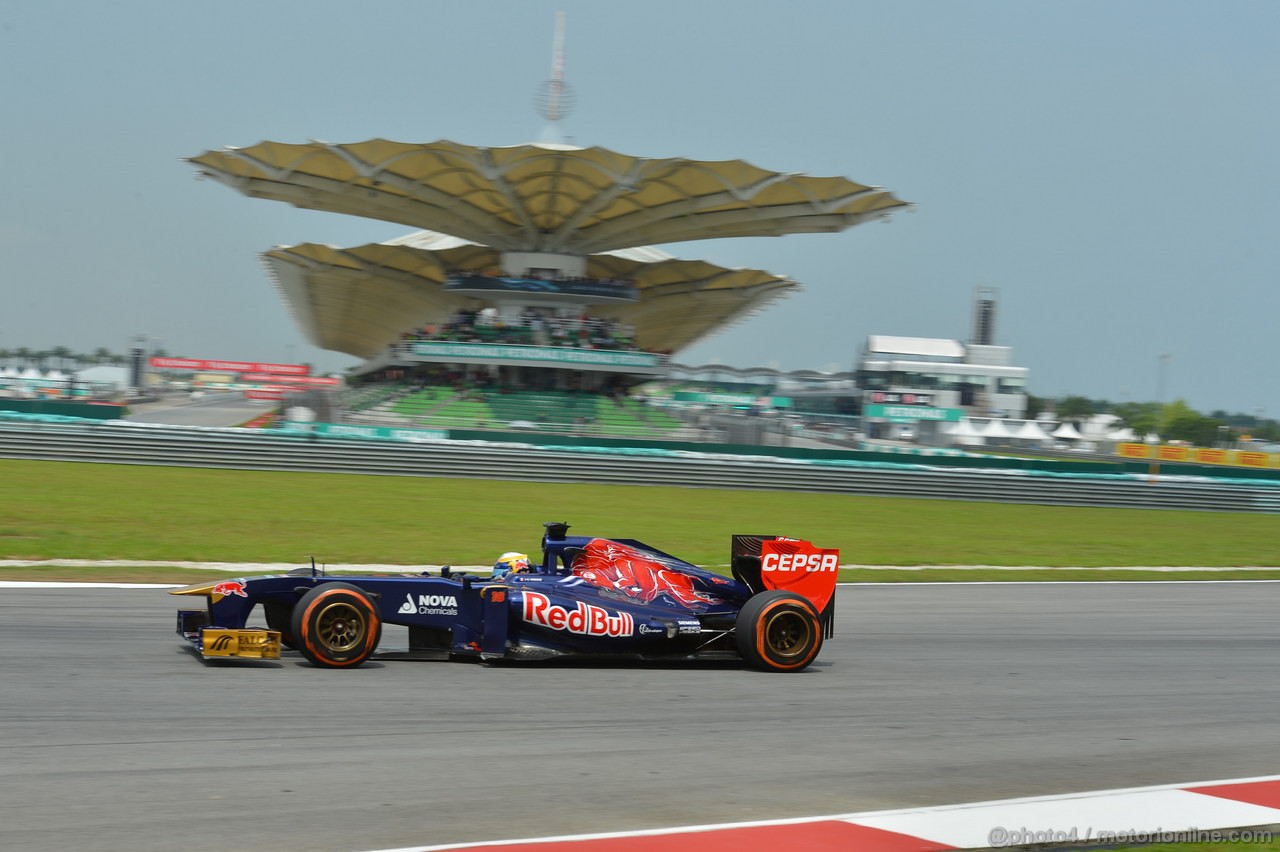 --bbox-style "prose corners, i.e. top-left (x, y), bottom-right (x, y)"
top-left (0, 416), bottom-right (1277, 513)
